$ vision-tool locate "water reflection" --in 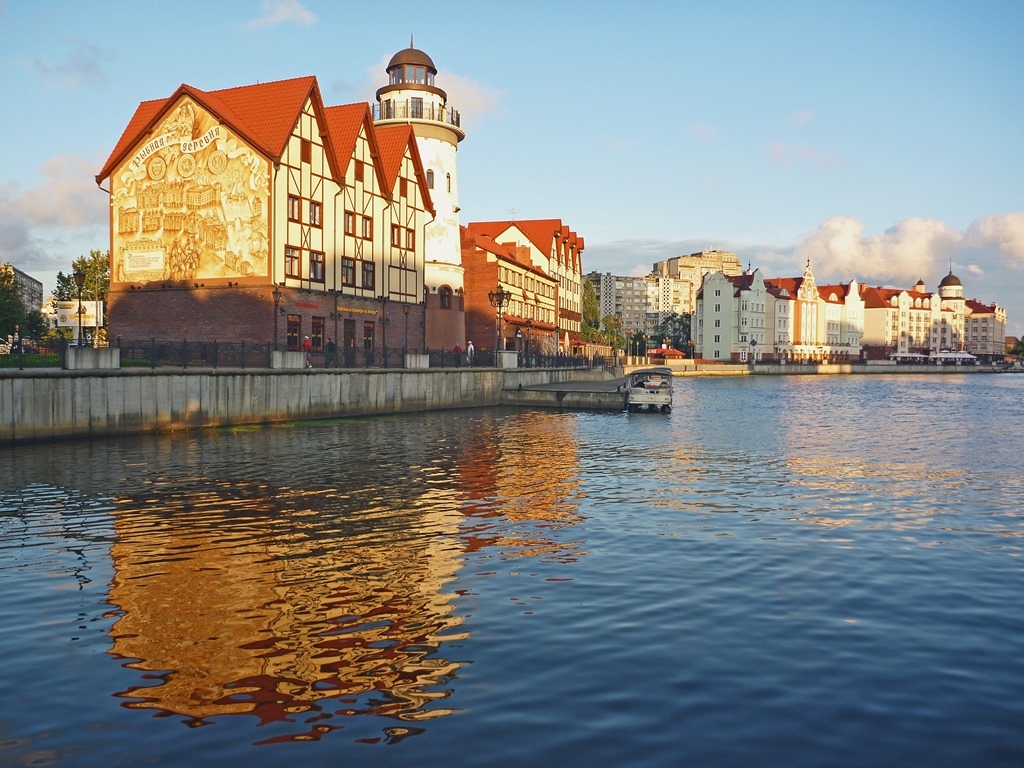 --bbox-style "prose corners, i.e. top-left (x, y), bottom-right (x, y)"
top-left (6, 409), bottom-right (585, 742)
